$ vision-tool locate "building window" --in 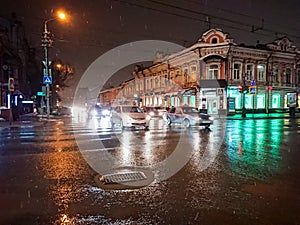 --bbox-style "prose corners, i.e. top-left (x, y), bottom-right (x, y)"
top-left (191, 65), bottom-right (197, 72)
top-left (233, 63), bottom-right (242, 80)
top-left (207, 64), bottom-right (219, 79)
top-left (285, 68), bottom-right (291, 84)
top-left (170, 71), bottom-right (174, 80)
top-left (161, 76), bottom-right (164, 87)
top-left (257, 64), bottom-right (265, 81)
top-left (281, 43), bottom-right (287, 51)
top-left (245, 64), bottom-right (254, 80)
top-left (272, 66), bottom-right (279, 83)
top-left (211, 37), bottom-right (218, 44)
